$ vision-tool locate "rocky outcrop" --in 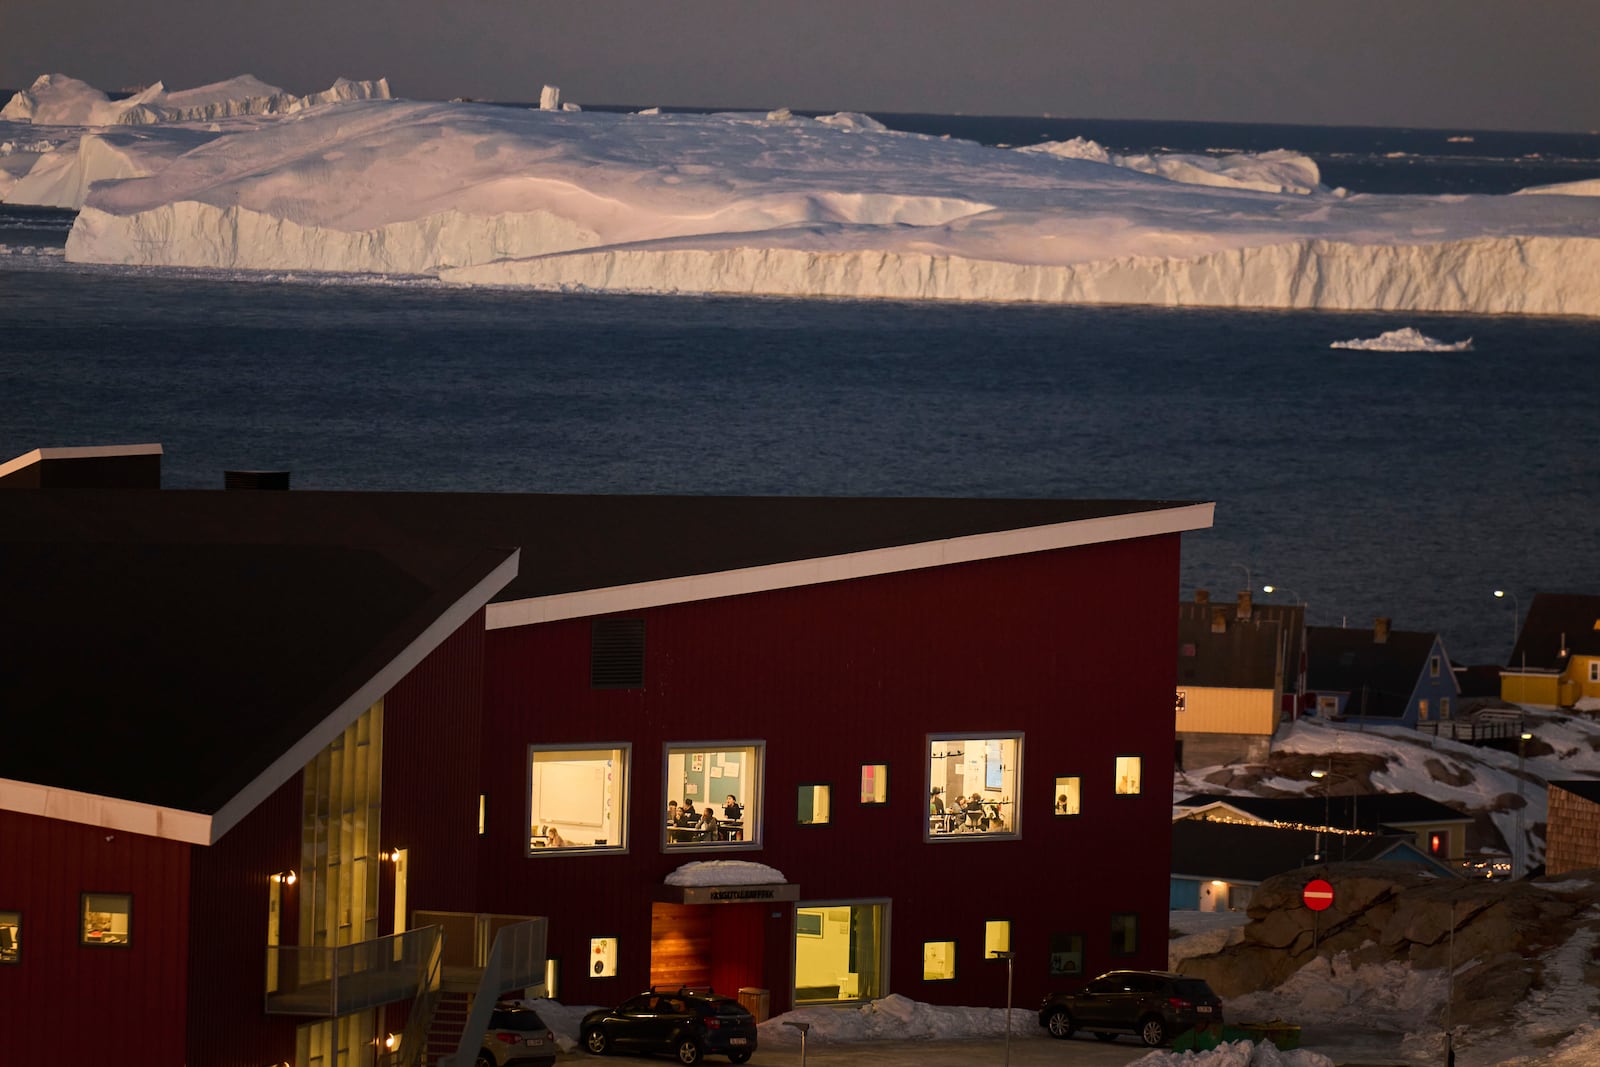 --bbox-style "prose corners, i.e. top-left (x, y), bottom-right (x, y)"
top-left (1176, 863), bottom-right (1600, 1032)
